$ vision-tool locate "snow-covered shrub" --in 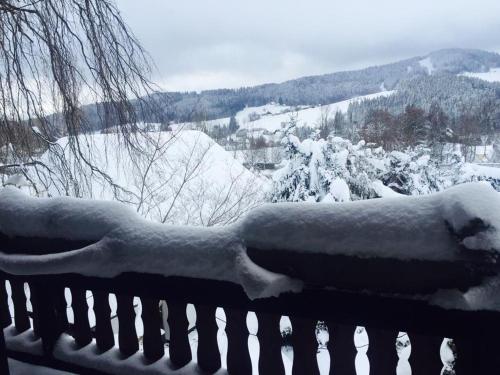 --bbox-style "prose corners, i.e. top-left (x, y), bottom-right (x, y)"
top-left (270, 133), bottom-right (487, 202)
top-left (381, 146), bottom-right (463, 195)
